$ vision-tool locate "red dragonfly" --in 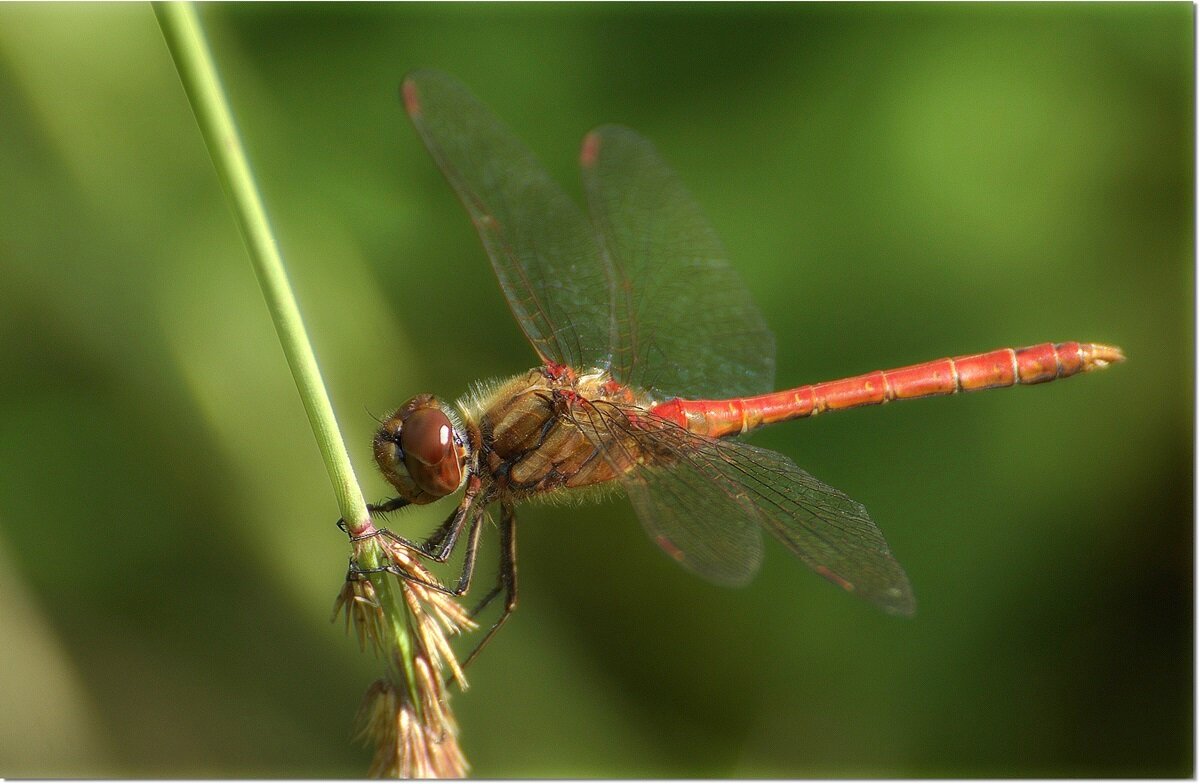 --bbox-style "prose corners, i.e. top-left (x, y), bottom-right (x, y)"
top-left (352, 69), bottom-right (1123, 663)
